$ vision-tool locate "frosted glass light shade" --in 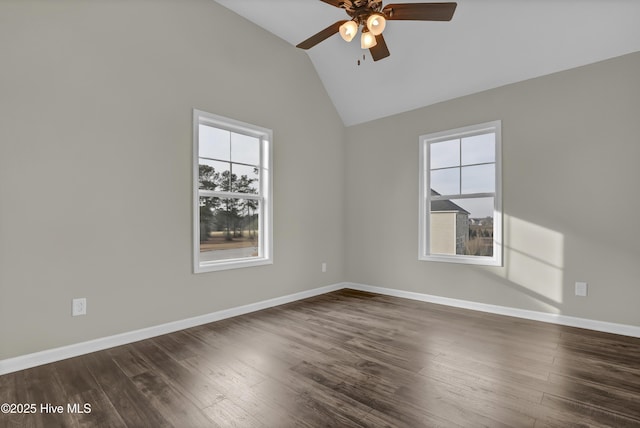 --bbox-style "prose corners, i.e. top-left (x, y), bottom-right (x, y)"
top-left (339, 21), bottom-right (358, 42)
top-left (366, 14), bottom-right (386, 36)
top-left (361, 30), bottom-right (377, 49)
